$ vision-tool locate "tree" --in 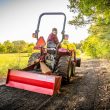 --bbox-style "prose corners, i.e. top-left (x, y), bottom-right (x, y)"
top-left (88, 23), bottom-right (110, 58)
top-left (82, 35), bottom-right (110, 58)
top-left (68, 0), bottom-right (110, 59)
top-left (0, 40), bottom-right (35, 53)
top-left (68, 0), bottom-right (110, 26)
top-left (89, 23), bottom-right (110, 40)
top-left (27, 43), bottom-right (34, 53)
top-left (3, 40), bottom-right (13, 53)
top-left (0, 43), bottom-right (6, 53)
top-left (12, 40), bottom-right (27, 53)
